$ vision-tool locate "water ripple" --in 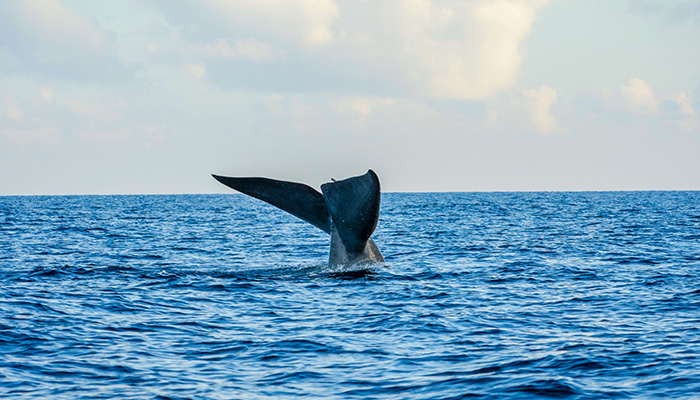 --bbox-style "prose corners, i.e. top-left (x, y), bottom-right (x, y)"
top-left (1, 192), bottom-right (699, 399)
